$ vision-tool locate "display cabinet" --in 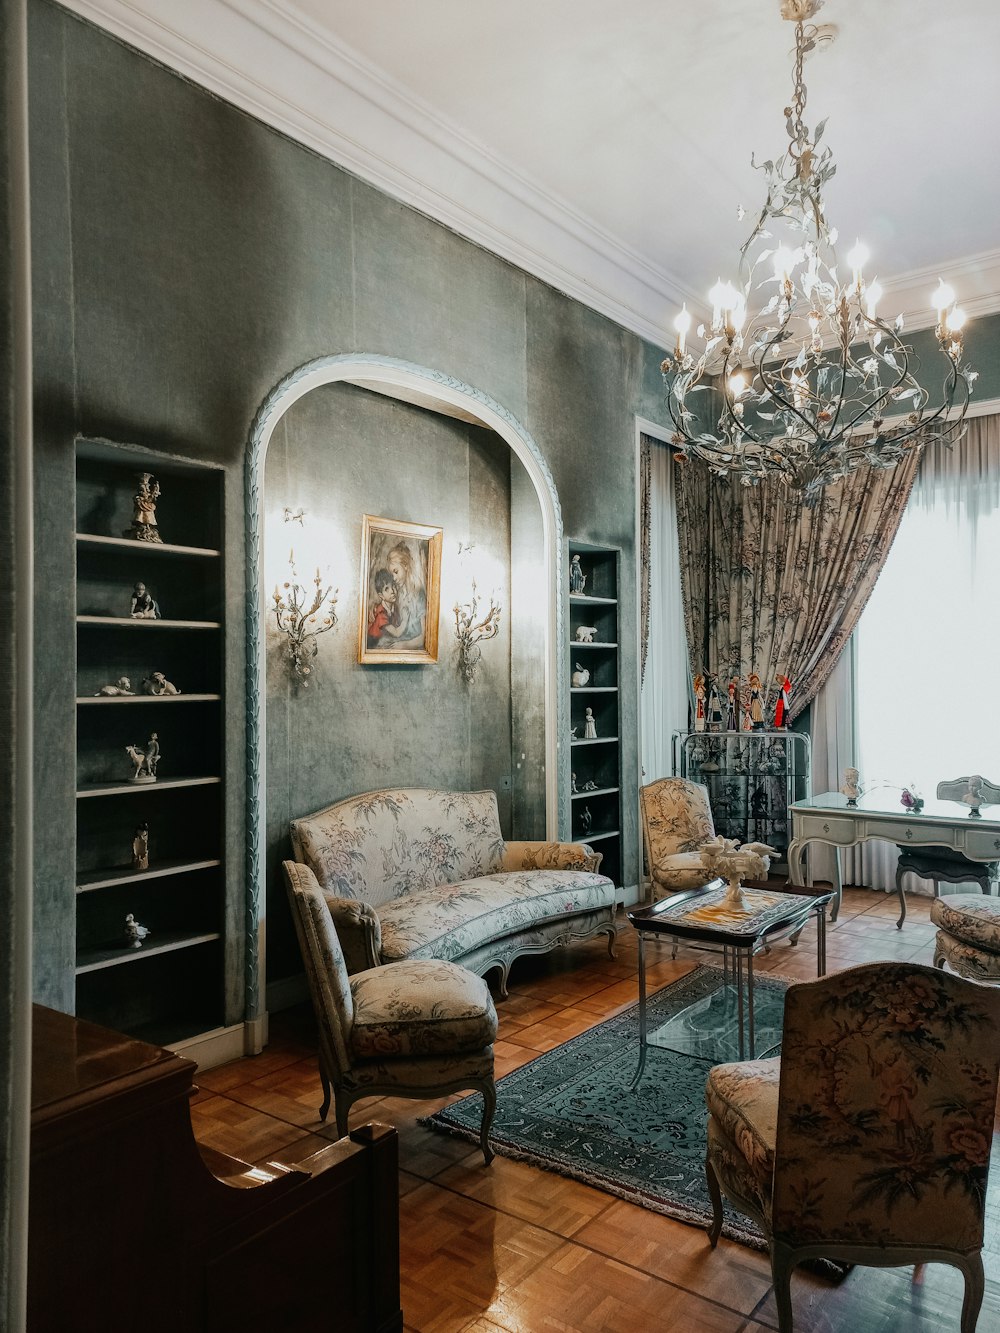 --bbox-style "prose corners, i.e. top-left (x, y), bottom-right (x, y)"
top-left (672, 729), bottom-right (811, 856)
top-left (74, 438), bottom-right (227, 1046)
top-left (567, 542), bottom-right (622, 888)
